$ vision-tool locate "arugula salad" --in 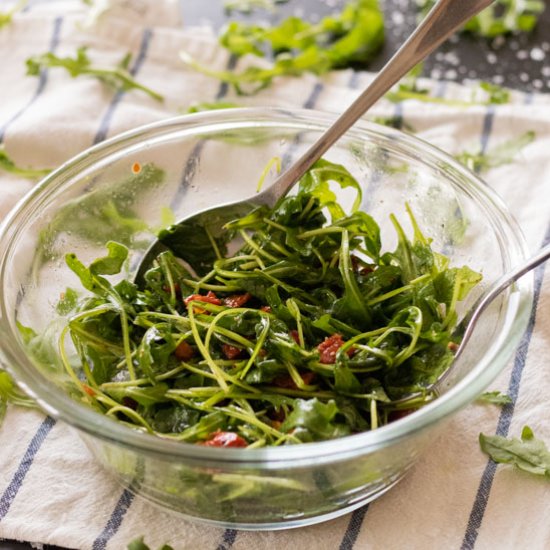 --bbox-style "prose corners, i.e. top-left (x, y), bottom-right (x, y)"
top-left (57, 158), bottom-right (481, 448)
